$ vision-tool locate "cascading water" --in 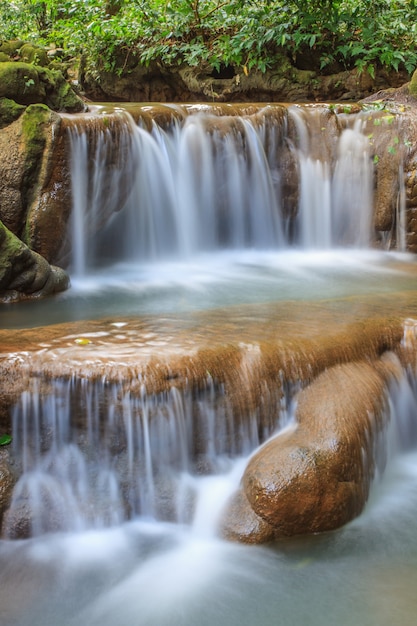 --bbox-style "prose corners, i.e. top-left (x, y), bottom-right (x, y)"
top-left (2, 103), bottom-right (417, 626)
top-left (4, 375), bottom-right (290, 537)
top-left (289, 107), bottom-right (374, 248)
top-left (68, 104), bottom-right (382, 278)
top-left (2, 354), bottom-right (417, 626)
